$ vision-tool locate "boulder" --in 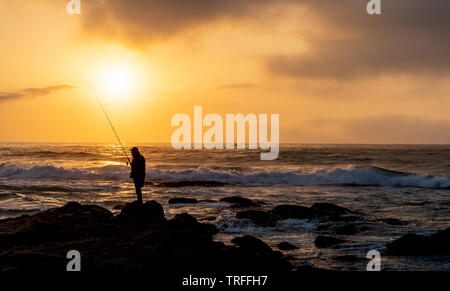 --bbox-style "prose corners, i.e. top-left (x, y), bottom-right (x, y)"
top-left (310, 203), bottom-right (352, 216)
top-left (336, 224), bottom-right (359, 235)
top-left (168, 197), bottom-right (198, 204)
top-left (314, 235), bottom-right (346, 248)
top-left (271, 205), bottom-right (312, 220)
top-left (0, 202), bottom-right (294, 279)
top-left (169, 212), bottom-right (218, 235)
top-left (236, 210), bottom-right (278, 227)
top-left (0, 201), bottom-right (114, 248)
top-left (231, 235), bottom-right (274, 255)
top-left (119, 200), bottom-right (164, 221)
top-left (333, 255), bottom-right (363, 262)
top-left (220, 196), bottom-right (259, 207)
top-left (277, 242), bottom-right (299, 250)
top-left (377, 218), bottom-right (407, 226)
top-left (295, 265), bottom-right (328, 272)
top-left (386, 228), bottom-right (450, 256)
